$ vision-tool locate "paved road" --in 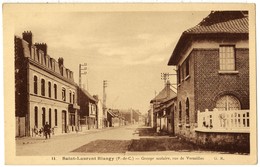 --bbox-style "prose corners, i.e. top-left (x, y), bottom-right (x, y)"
top-left (16, 124), bottom-right (140, 156)
top-left (16, 124), bottom-right (247, 156)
